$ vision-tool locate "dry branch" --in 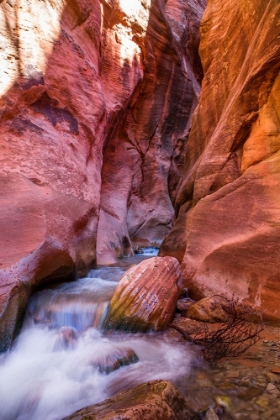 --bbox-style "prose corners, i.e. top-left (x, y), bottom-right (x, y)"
top-left (171, 296), bottom-right (264, 365)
